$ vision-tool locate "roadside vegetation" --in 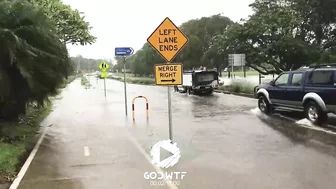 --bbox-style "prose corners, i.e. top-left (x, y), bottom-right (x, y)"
top-left (0, 0), bottom-right (95, 183)
top-left (110, 0), bottom-right (336, 92)
top-left (219, 82), bottom-right (255, 94)
top-left (0, 103), bottom-right (52, 182)
top-left (111, 74), bottom-right (155, 85)
top-left (81, 76), bottom-right (92, 89)
top-left (81, 76), bottom-right (90, 86)
top-left (221, 71), bottom-right (260, 77)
